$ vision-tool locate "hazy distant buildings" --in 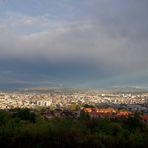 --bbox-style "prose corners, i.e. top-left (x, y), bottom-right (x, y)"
top-left (0, 90), bottom-right (147, 113)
